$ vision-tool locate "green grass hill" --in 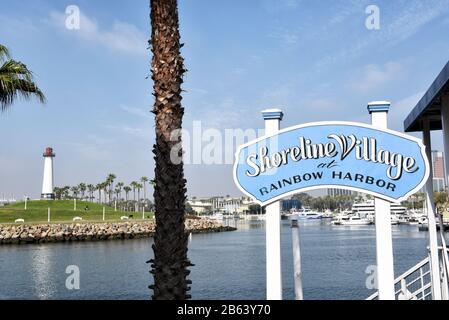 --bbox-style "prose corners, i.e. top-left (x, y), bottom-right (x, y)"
top-left (0, 200), bottom-right (153, 224)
